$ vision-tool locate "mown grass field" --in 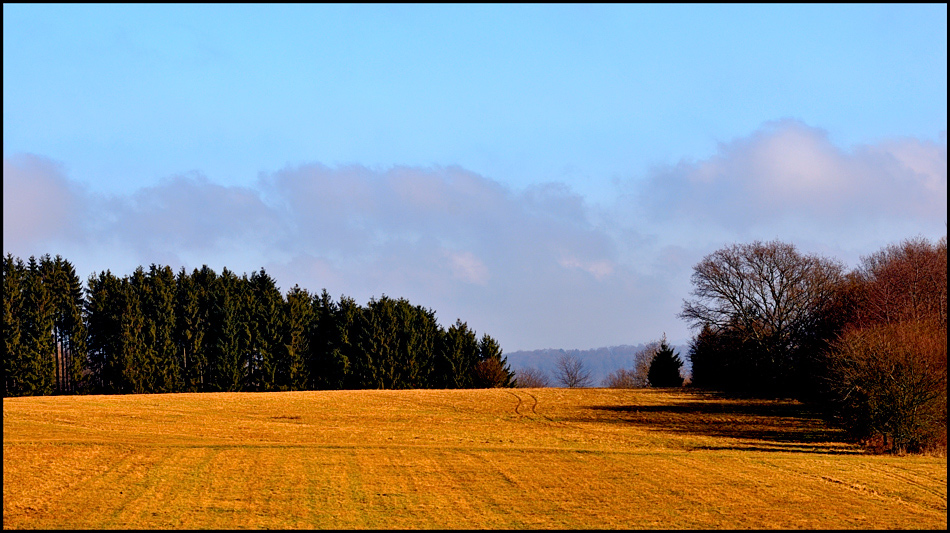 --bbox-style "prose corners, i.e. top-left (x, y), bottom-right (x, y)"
top-left (3, 388), bottom-right (946, 529)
